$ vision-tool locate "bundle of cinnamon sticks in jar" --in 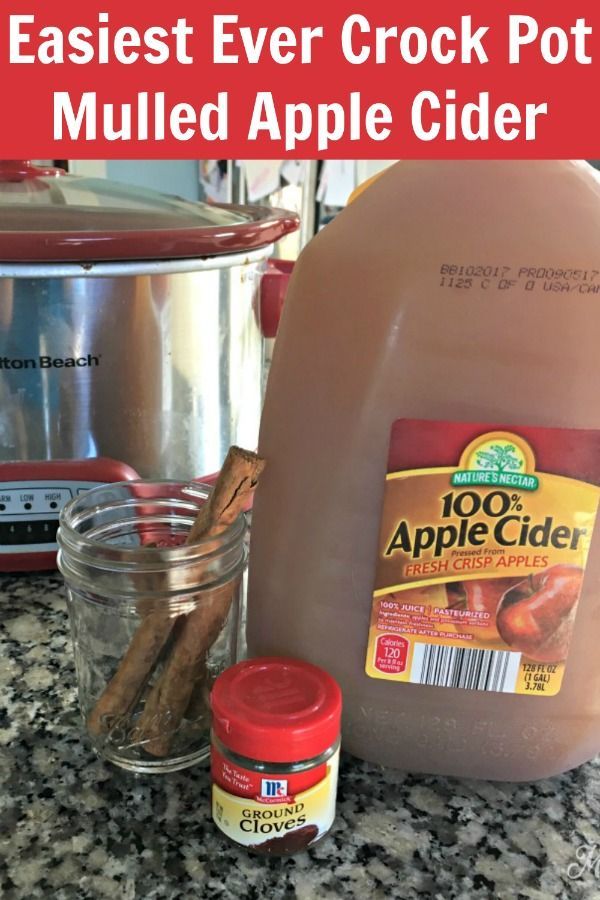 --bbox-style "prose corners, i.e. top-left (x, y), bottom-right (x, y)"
top-left (87, 446), bottom-right (265, 757)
